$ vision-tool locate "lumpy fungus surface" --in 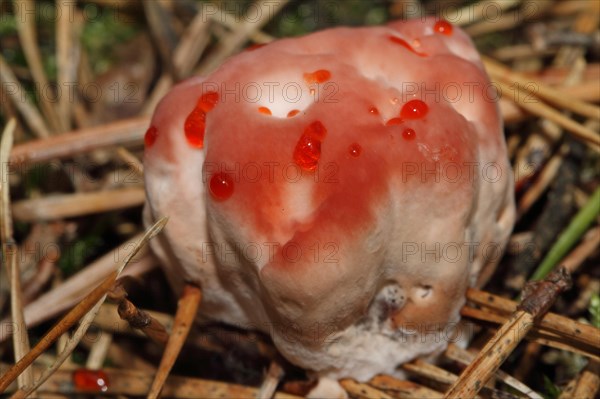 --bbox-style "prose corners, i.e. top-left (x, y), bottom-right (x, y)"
top-left (143, 17), bottom-right (515, 383)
